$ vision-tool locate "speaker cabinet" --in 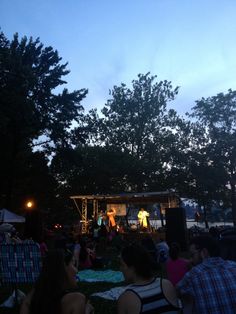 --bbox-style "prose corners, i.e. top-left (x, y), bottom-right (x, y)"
top-left (165, 207), bottom-right (188, 250)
